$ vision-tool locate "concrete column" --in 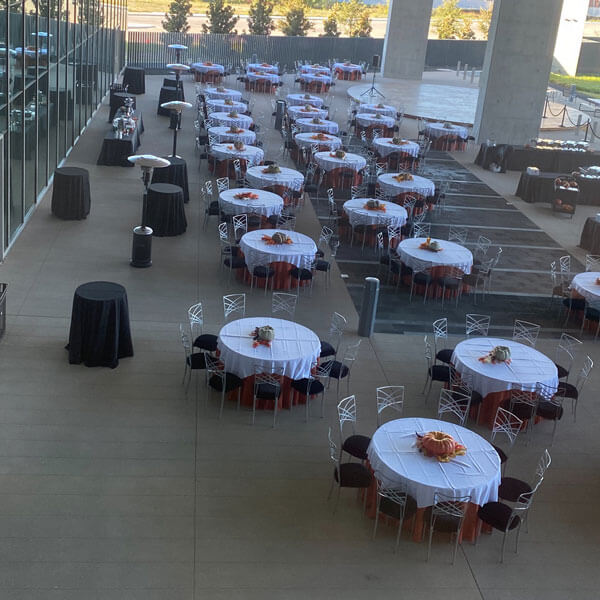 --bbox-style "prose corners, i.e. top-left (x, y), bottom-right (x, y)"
top-left (381, 0), bottom-right (434, 80)
top-left (474, 0), bottom-right (564, 145)
top-left (552, 0), bottom-right (588, 76)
